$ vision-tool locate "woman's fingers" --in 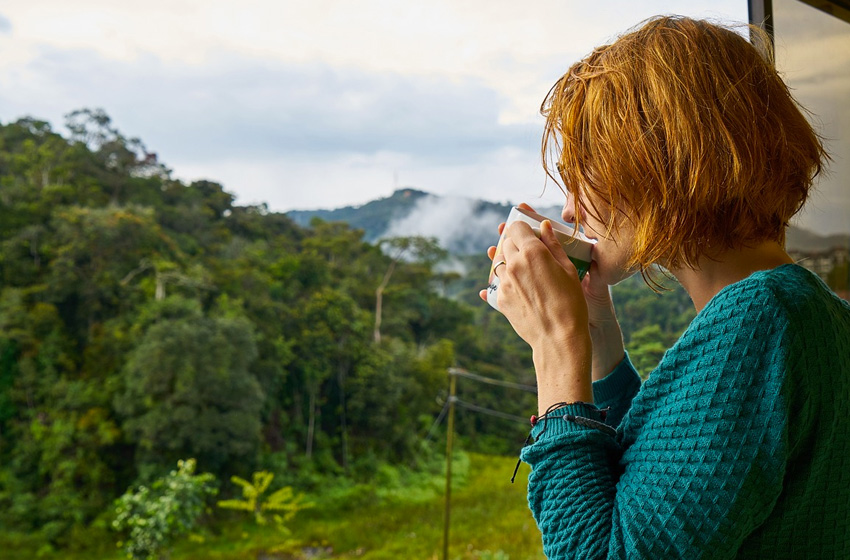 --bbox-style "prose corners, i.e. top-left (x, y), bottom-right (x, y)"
top-left (503, 221), bottom-right (578, 279)
top-left (499, 223), bottom-right (524, 259)
top-left (581, 260), bottom-right (616, 309)
top-left (517, 202), bottom-right (537, 213)
top-left (494, 221), bottom-right (589, 347)
top-left (540, 220), bottom-right (575, 272)
top-left (487, 207), bottom-right (562, 308)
